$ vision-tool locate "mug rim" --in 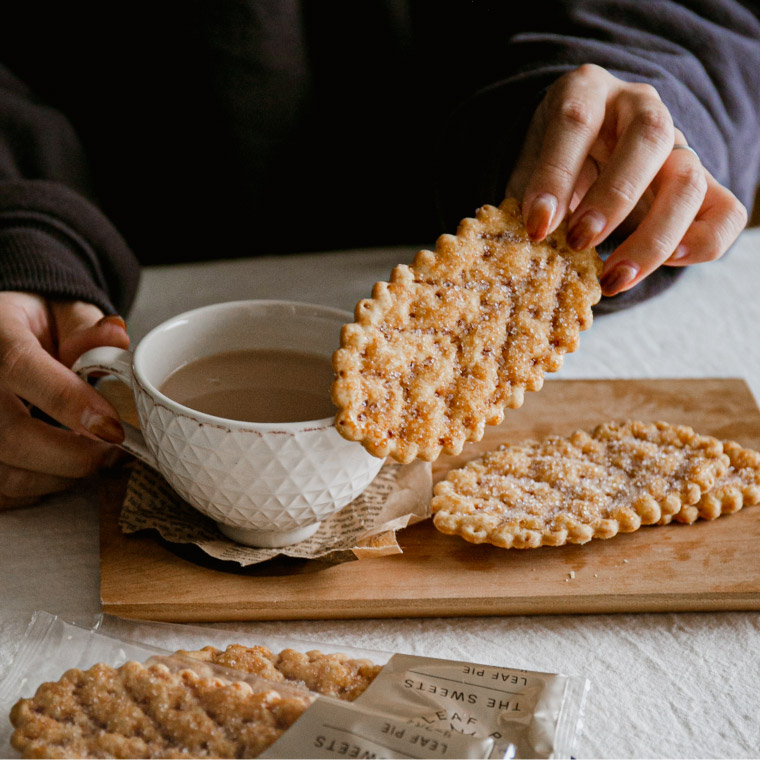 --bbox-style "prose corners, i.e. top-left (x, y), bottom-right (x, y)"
top-left (132, 299), bottom-right (351, 433)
